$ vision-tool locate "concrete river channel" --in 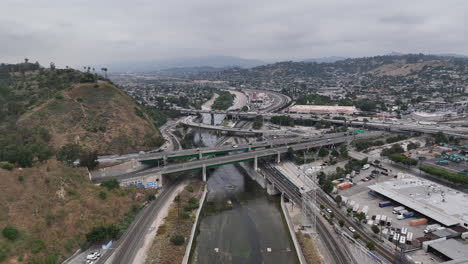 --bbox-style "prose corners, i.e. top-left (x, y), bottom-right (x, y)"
top-left (188, 114), bottom-right (299, 264)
